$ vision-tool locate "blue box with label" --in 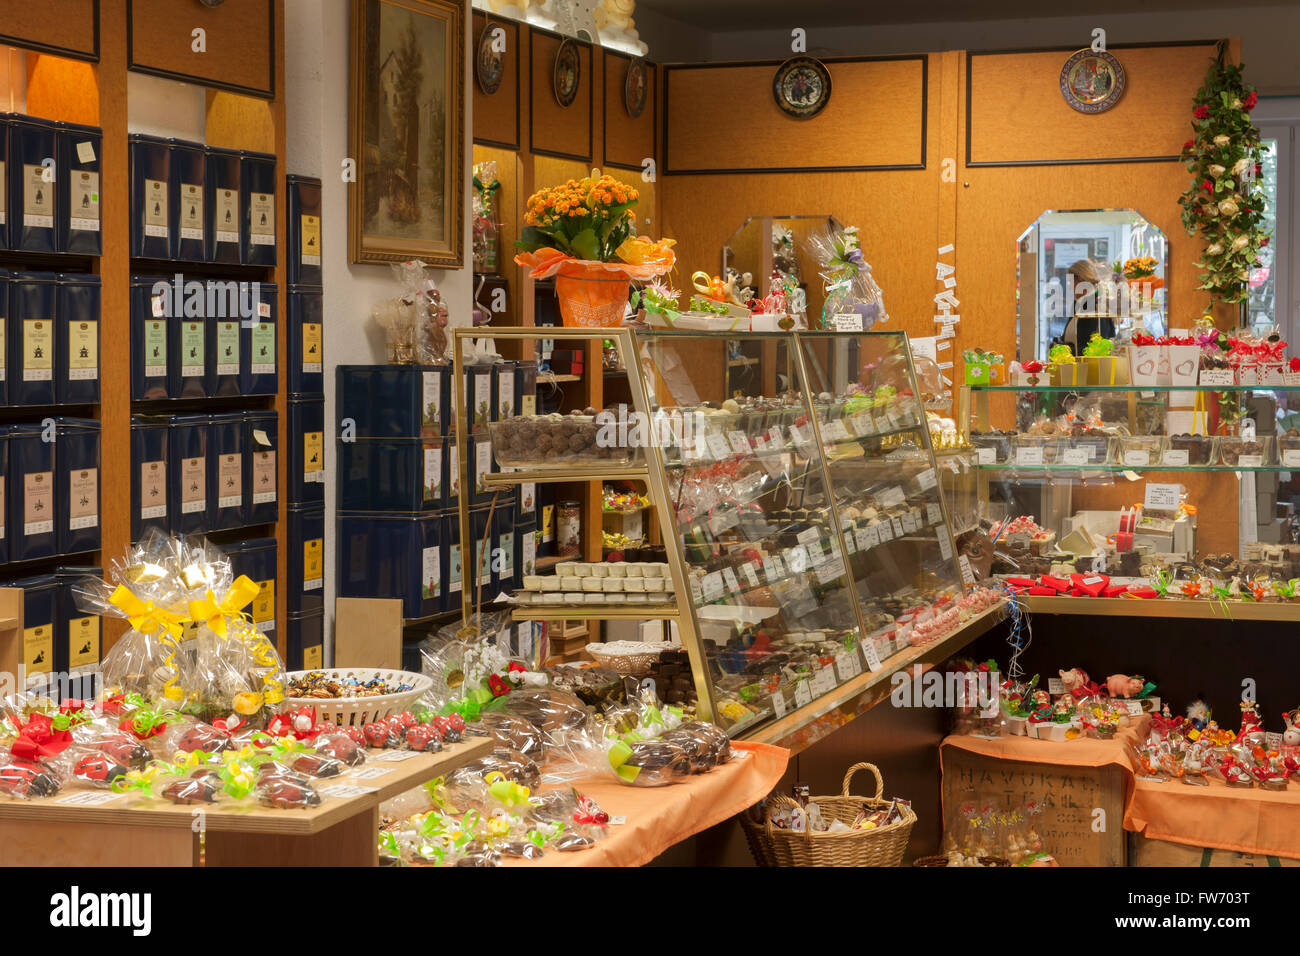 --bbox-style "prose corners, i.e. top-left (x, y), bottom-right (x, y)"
top-left (240, 150), bottom-right (277, 266)
top-left (171, 138), bottom-right (206, 262)
top-left (55, 418), bottom-right (99, 556)
top-left (289, 398), bottom-right (325, 504)
top-left (130, 416), bottom-right (169, 541)
top-left (469, 431), bottom-right (497, 505)
top-left (0, 118), bottom-right (8, 251)
top-left (286, 609), bottom-right (323, 671)
top-left (460, 363), bottom-right (494, 436)
top-left (338, 436), bottom-right (444, 513)
top-left (56, 273), bottom-right (100, 404)
top-left (515, 516), bottom-right (538, 579)
top-left (515, 360), bottom-right (539, 416)
top-left (57, 121), bottom-right (102, 256)
top-left (169, 414), bottom-right (211, 535)
top-left (10, 271), bottom-right (58, 406)
top-left (229, 537), bottom-right (277, 639)
top-left (0, 427), bottom-right (7, 563)
top-left (337, 511), bottom-right (443, 619)
top-left (244, 410), bottom-right (278, 525)
top-left (9, 114), bottom-right (59, 253)
top-left (243, 281), bottom-right (277, 396)
top-left (204, 146), bottom-right (241, 264)
top-left (9, 422), bottom-right (56, 561)
top-left (287, 175), bottom-right (322, 286)
top-left (288, 285), bottom-right (323, 397)
top-left (493, 361), bottom-right (518, 420)
top-left (0, 269), bottom-right (9, 405)
top-left (130, 275), bottom-right (170, 400)
top-left (496, 506), bottom-right (518, 593)
top-left (211, 412), bottom-right (245, 530)
top-left (129, 133), bottom-right (171, 258)
top-left (206, 279), bottom-right (245, 397)
top-left (170, 285), bottom-right (208, 399)
top-left (288, 503), bottom-right (324, 614)
top-left (3, 573), bottom-right (56, 689)
top-left (469, 505), bottom-right (494, 601)
top-left (336, 364), bottom-right (448, 438)
top-left (56, 565), bottom-right (102, 692)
